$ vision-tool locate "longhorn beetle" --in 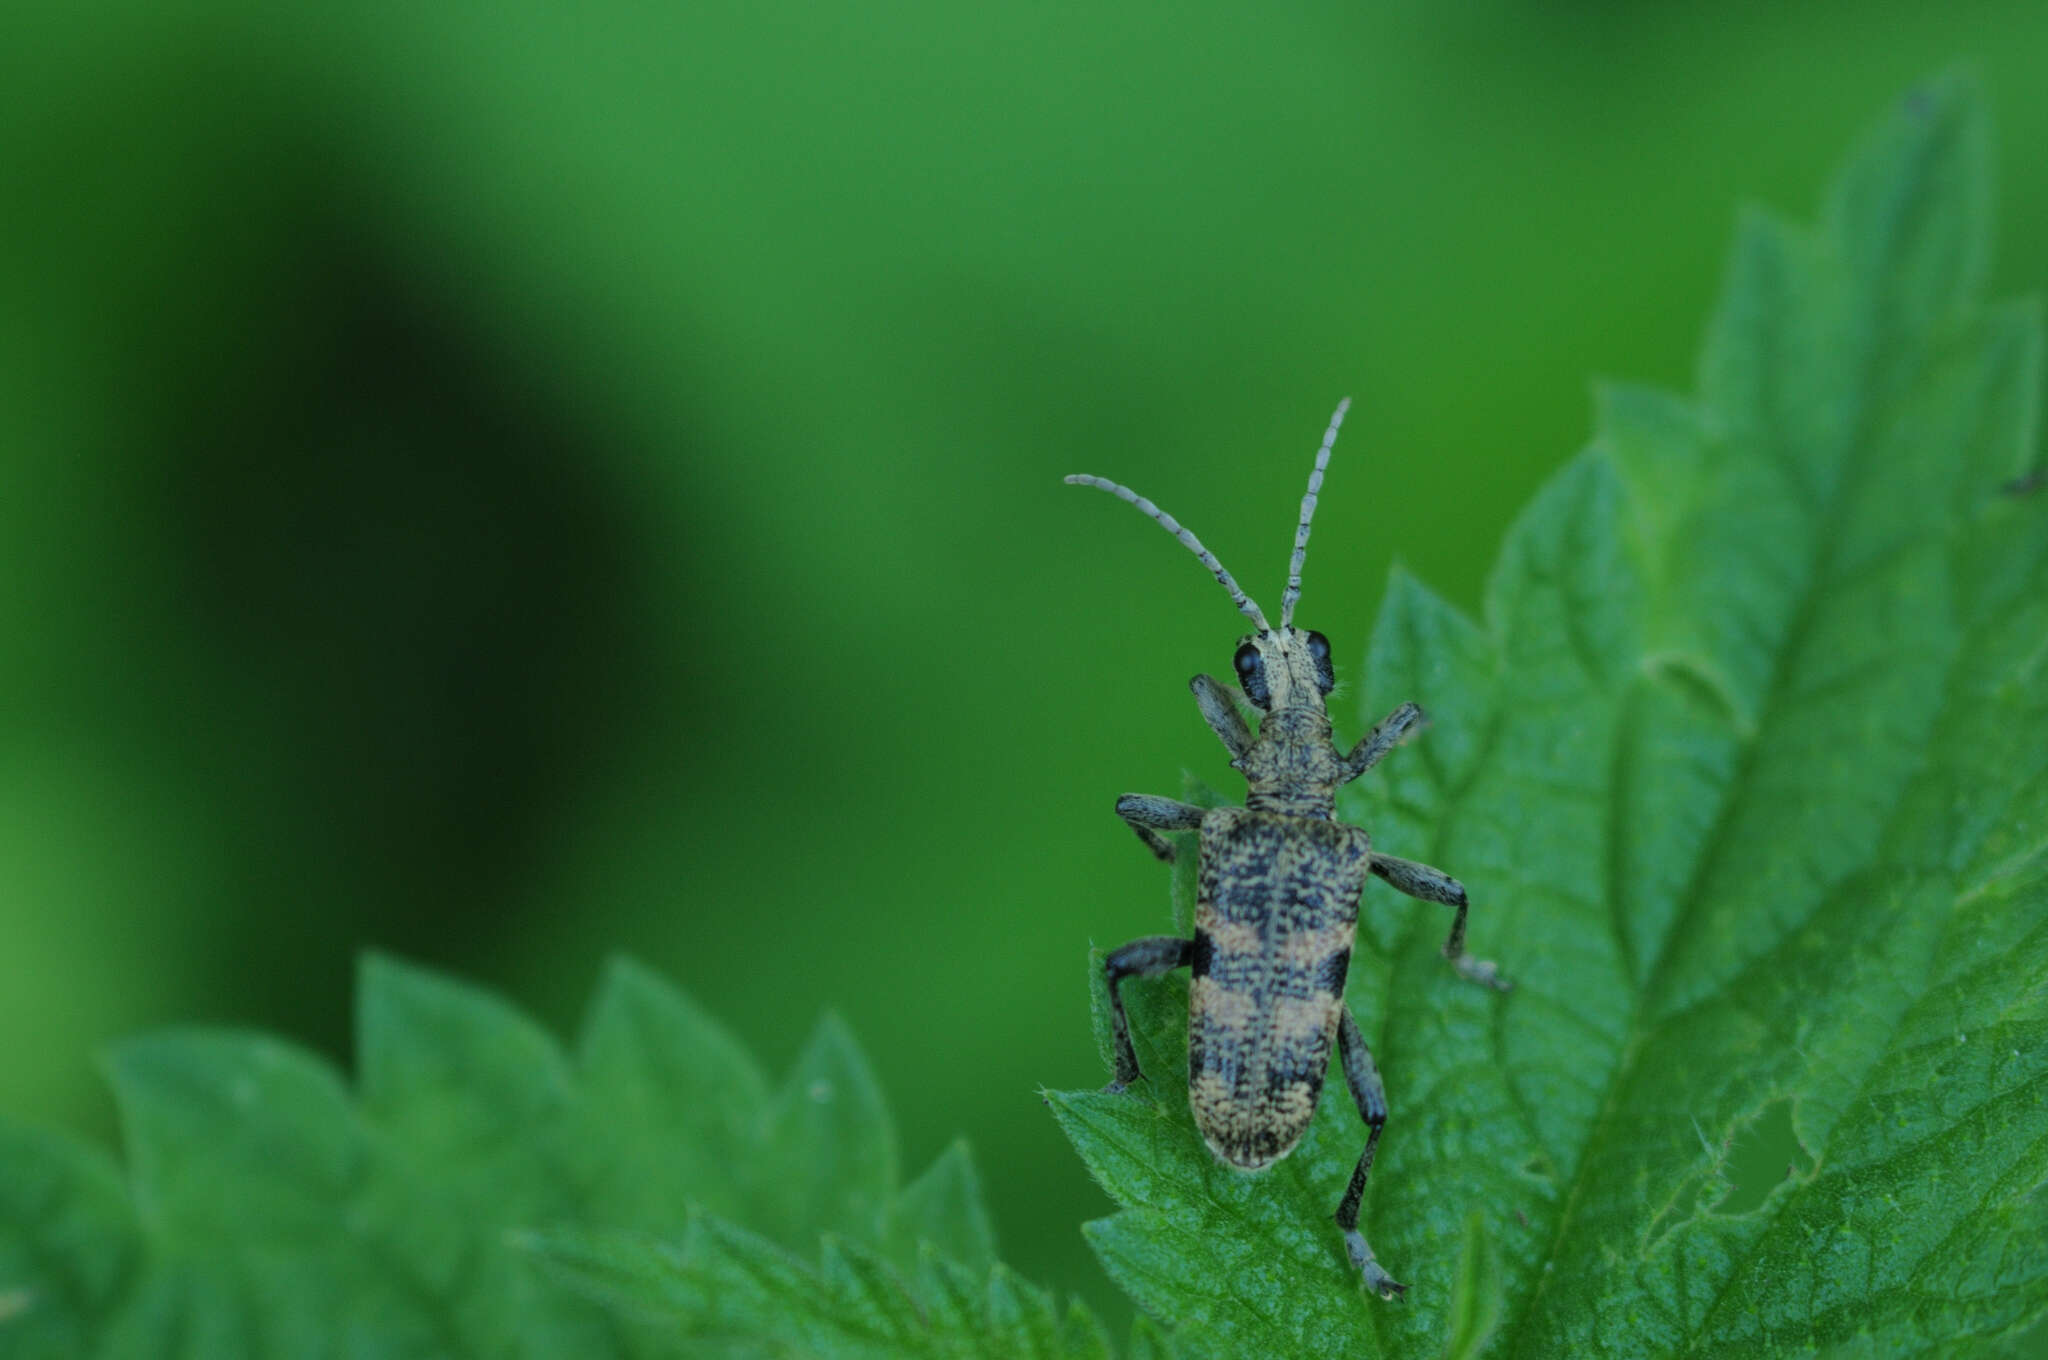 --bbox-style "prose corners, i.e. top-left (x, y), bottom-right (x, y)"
top-left (1067, 400), bottom-right (1510, 1300)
